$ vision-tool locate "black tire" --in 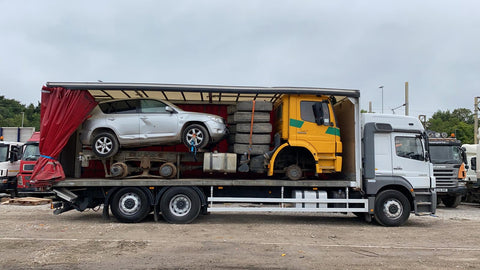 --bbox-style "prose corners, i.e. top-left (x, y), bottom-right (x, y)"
top-left (236, 101), bottom-right (273, 112)
top-left (92, 131), bottom-right (119, 158)
top-left (235, 123), bottom-right (272, 134)
top-left (159, 162), bottom-right (177, 179)
top-left (228, 112), bottom-right (271, 124)
top-left (374, 190), bottom-right (411, 227)
top-left (227, 134), bottom-right (236, 144)
top-left (182, 124), bottom-right (210, 149)
top-left (235, 134), bottom-right (271, 144)
top-left (160, 187), bottom-right (201, 224)
top-left (285, 164), bottom-right (302, 180)
top-left (233, 144), bottom-right (270, 155)
top-left (442, 195), bottom-right (462, 208)
top-left (111, 187), bottom-right (151, 223)
top-left (227, 101), bottom-right (273, 114)
top-left (110, 162), bottom-right (128, 178)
